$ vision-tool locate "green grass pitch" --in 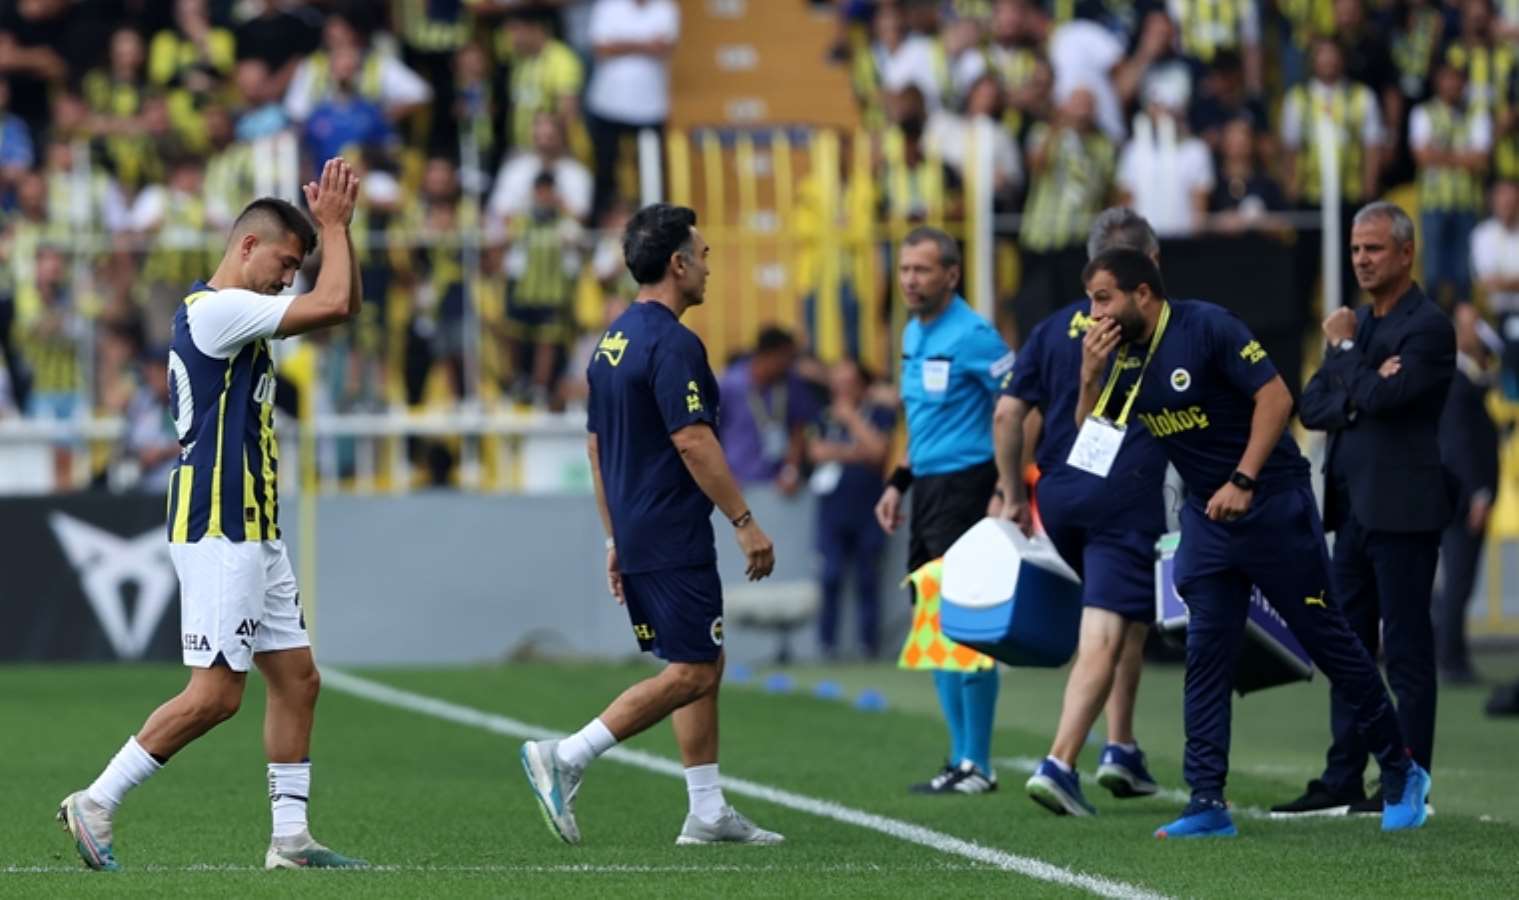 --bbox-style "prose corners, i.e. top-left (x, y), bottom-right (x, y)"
top-left (2, 652), bottom-right (1517, 898)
